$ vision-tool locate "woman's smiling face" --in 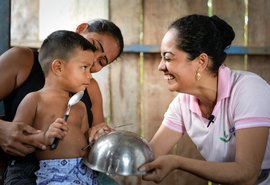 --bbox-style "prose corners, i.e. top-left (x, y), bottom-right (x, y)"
top-left (159, 28), bottom-right (198, 93)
